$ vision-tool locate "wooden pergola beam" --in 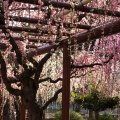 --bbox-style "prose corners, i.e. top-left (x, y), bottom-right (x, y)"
top-left (0, 25), bottom-right (39, 33)
top-left (13, 0), bottom-right (120, 17)
top-left (0, 14), bottom-right (91, 30)
top-left (0, 42), bottom-right (39, 50)
top-left (27, 19), bottom-right (120, 57)
top-left (0, 25), bottom-right (73, 36)
top-left (0, 36), bottom-right (53, 43)
top-left (1, 20), bottom-right (119, 53)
